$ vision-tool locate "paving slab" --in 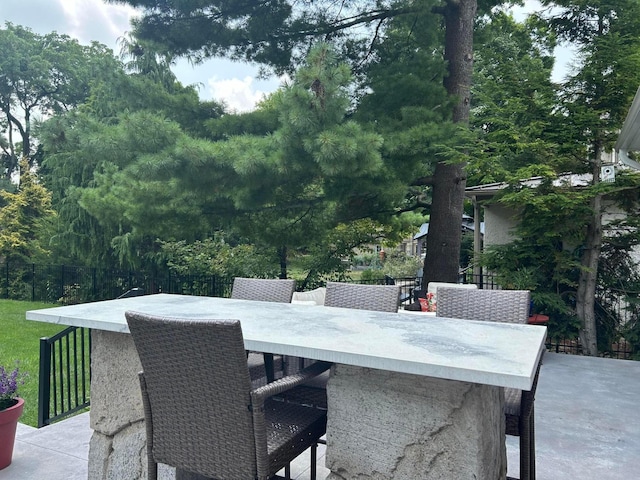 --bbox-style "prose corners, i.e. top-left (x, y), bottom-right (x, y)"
top-left (0, 412), bottom-right (90, 480)
top-left (506, 352), bottom-right (640, 479)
